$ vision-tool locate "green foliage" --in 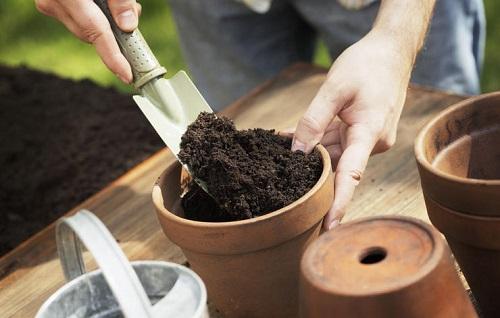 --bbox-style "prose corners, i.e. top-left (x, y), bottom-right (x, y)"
top-left (482, 0), bottom-right (500, 92)
top-left (0, 0), bottom-right (498, 93)
top-left (0, 0), bottom-right (185, 93)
